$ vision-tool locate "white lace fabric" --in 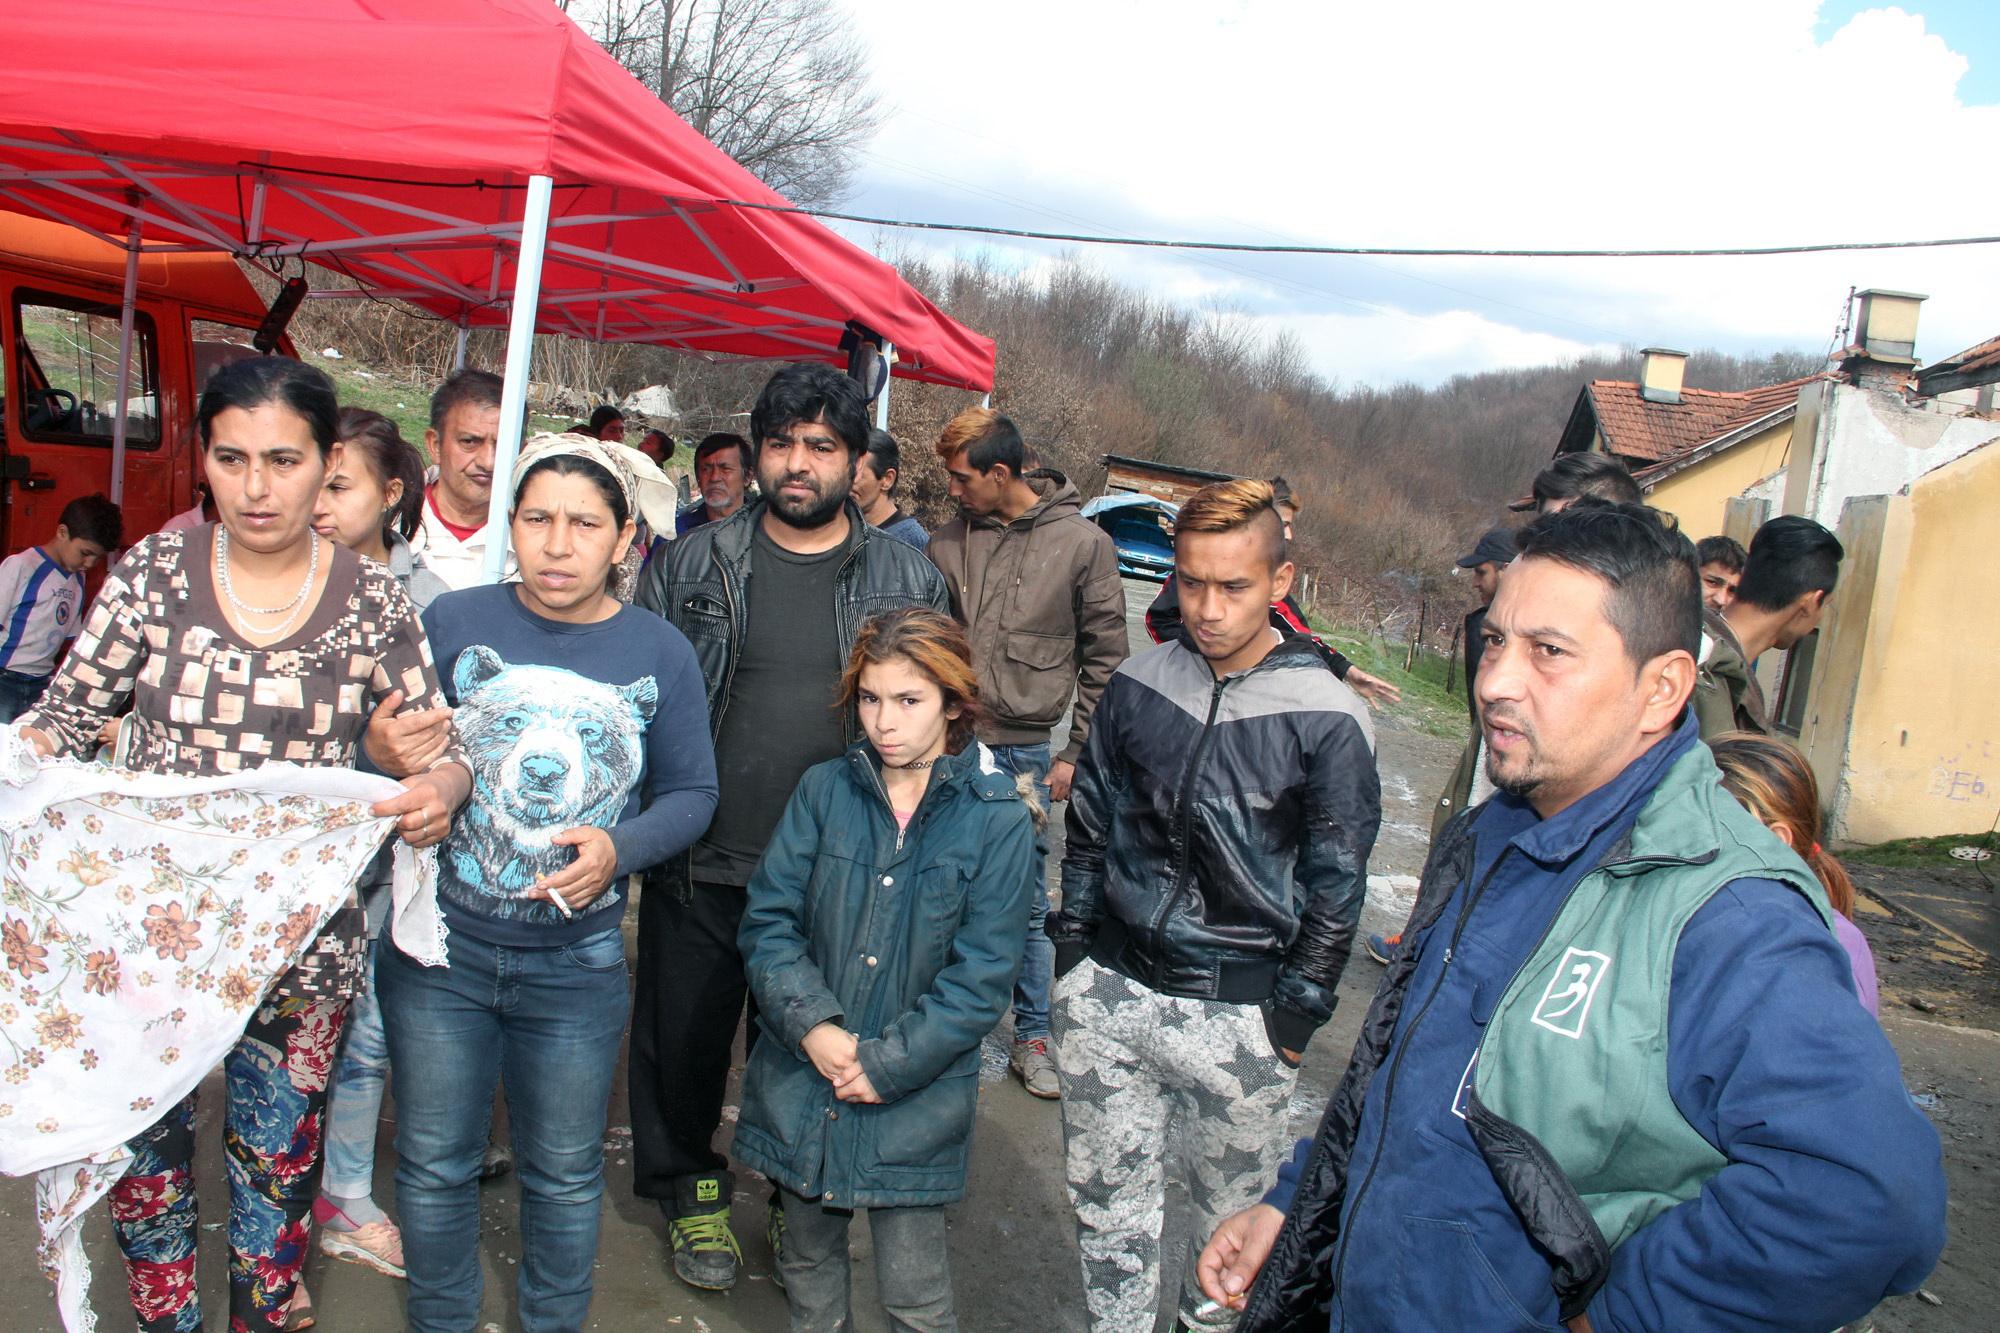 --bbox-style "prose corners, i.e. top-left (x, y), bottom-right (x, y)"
top-left (0, 724), bottom-right (446, 1331)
